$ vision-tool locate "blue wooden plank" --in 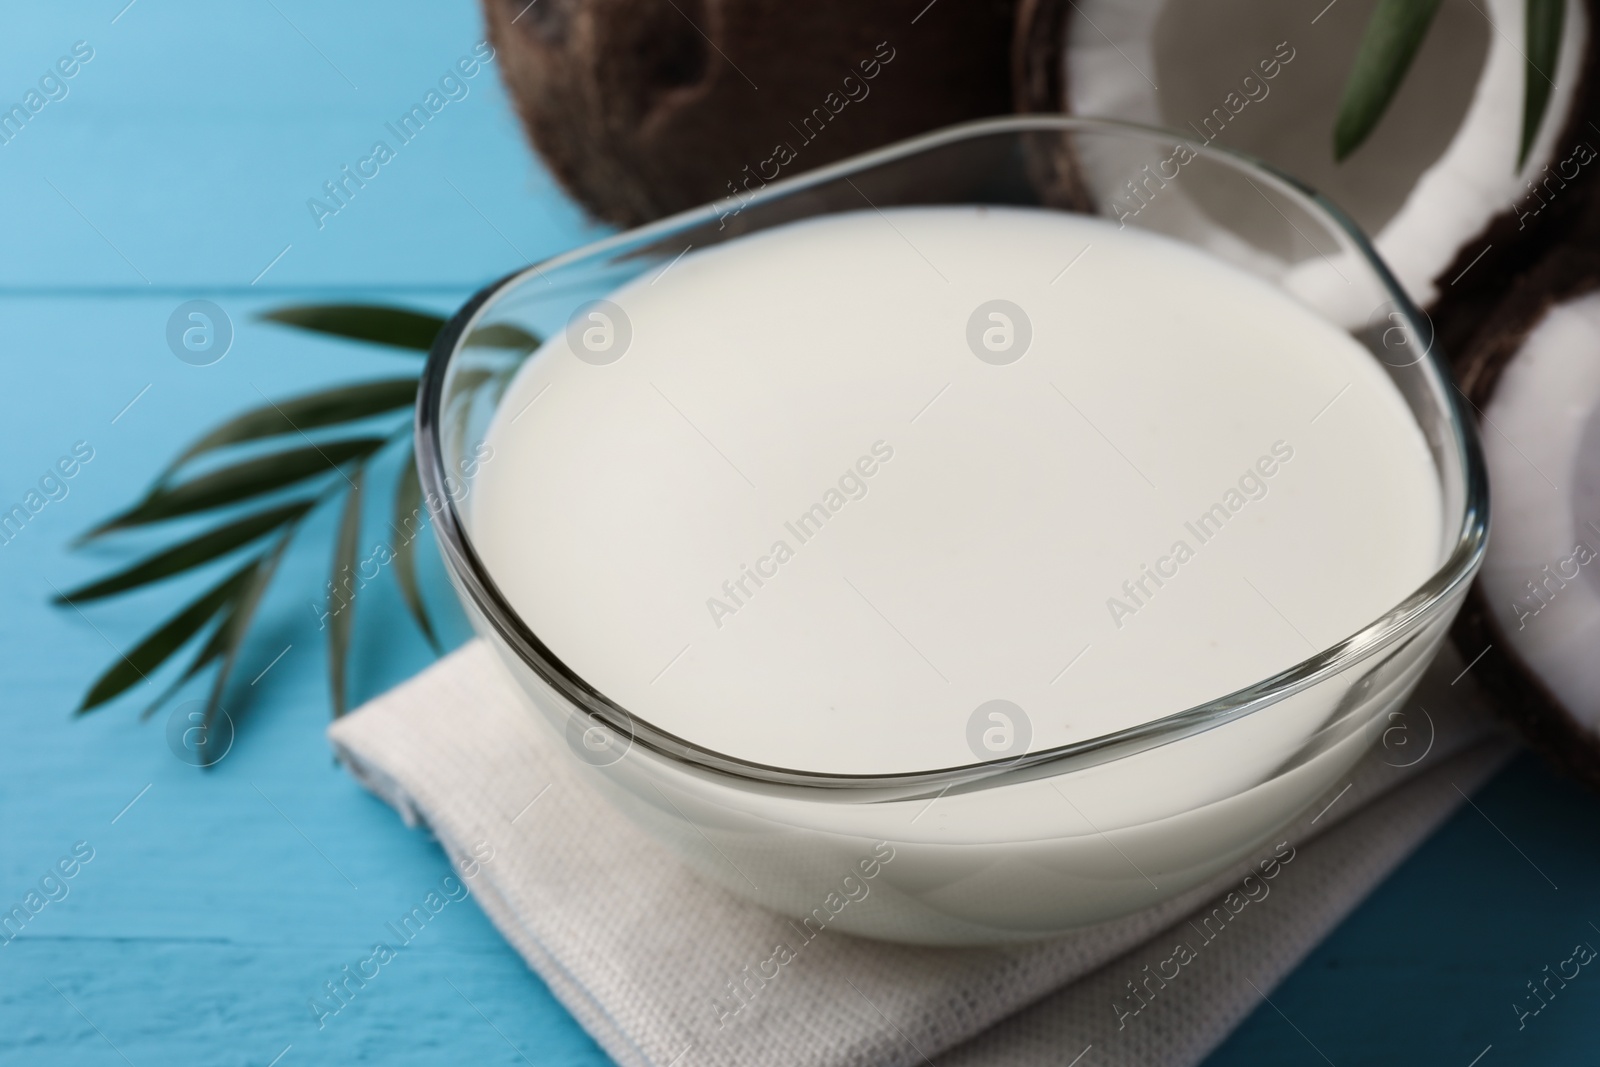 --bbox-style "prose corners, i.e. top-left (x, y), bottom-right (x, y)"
top-left (0, 0), bottom-right (603, 290)
top-left (1210, 754), bottom-right (1600, 1066)
top-left (5, 3), bottom-right (1600, 1066)
top-left (0, 1), bottom-right (611, 1062)
top-left (0, 282), bottom-right (610, 1064)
